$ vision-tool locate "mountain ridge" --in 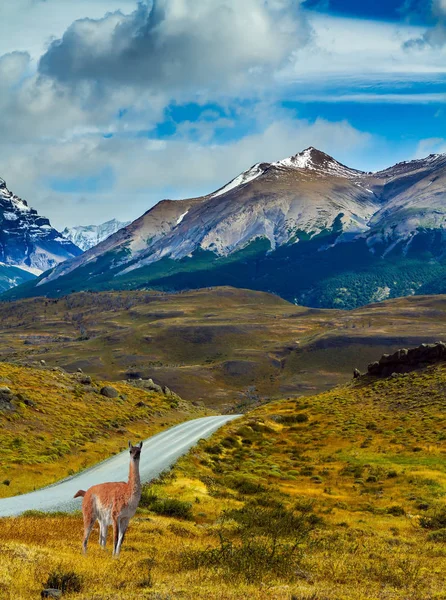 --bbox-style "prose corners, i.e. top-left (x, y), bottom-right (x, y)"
top-left (5, 147), bottom-right (446, 308)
